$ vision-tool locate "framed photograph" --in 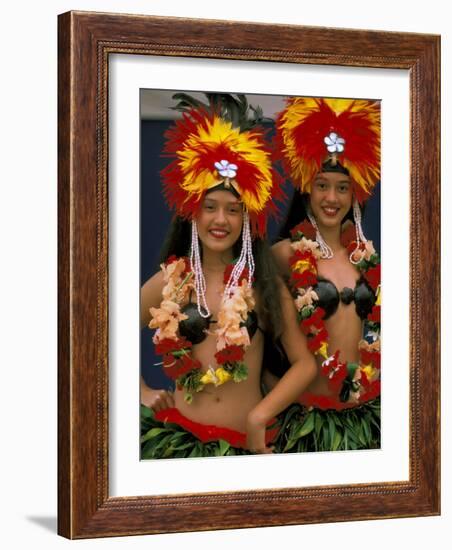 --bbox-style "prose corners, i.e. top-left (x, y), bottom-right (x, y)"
top-left (138, 88), bottom-right (382, 462)
top-left (58, 11), bottom-right (440, 538)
